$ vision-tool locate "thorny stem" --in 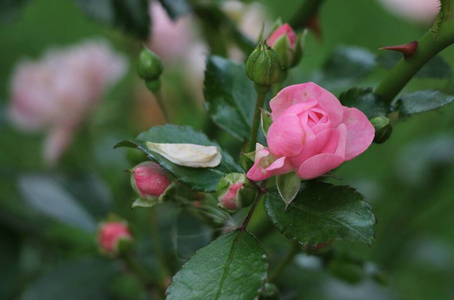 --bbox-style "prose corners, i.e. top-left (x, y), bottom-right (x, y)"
top-left (269, 241), bottom-right (300, 282)
top-left (289, 0), bottom-right (325, 29)
top-left (374, 10), bottom-right (454, 104)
